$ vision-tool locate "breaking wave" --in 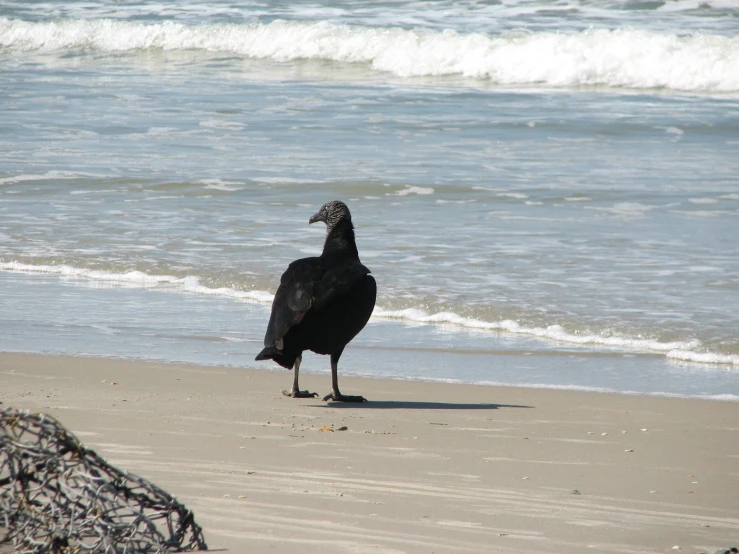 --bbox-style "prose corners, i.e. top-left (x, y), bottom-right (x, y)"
top-left (2, 18), bottom-right (738, 92)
